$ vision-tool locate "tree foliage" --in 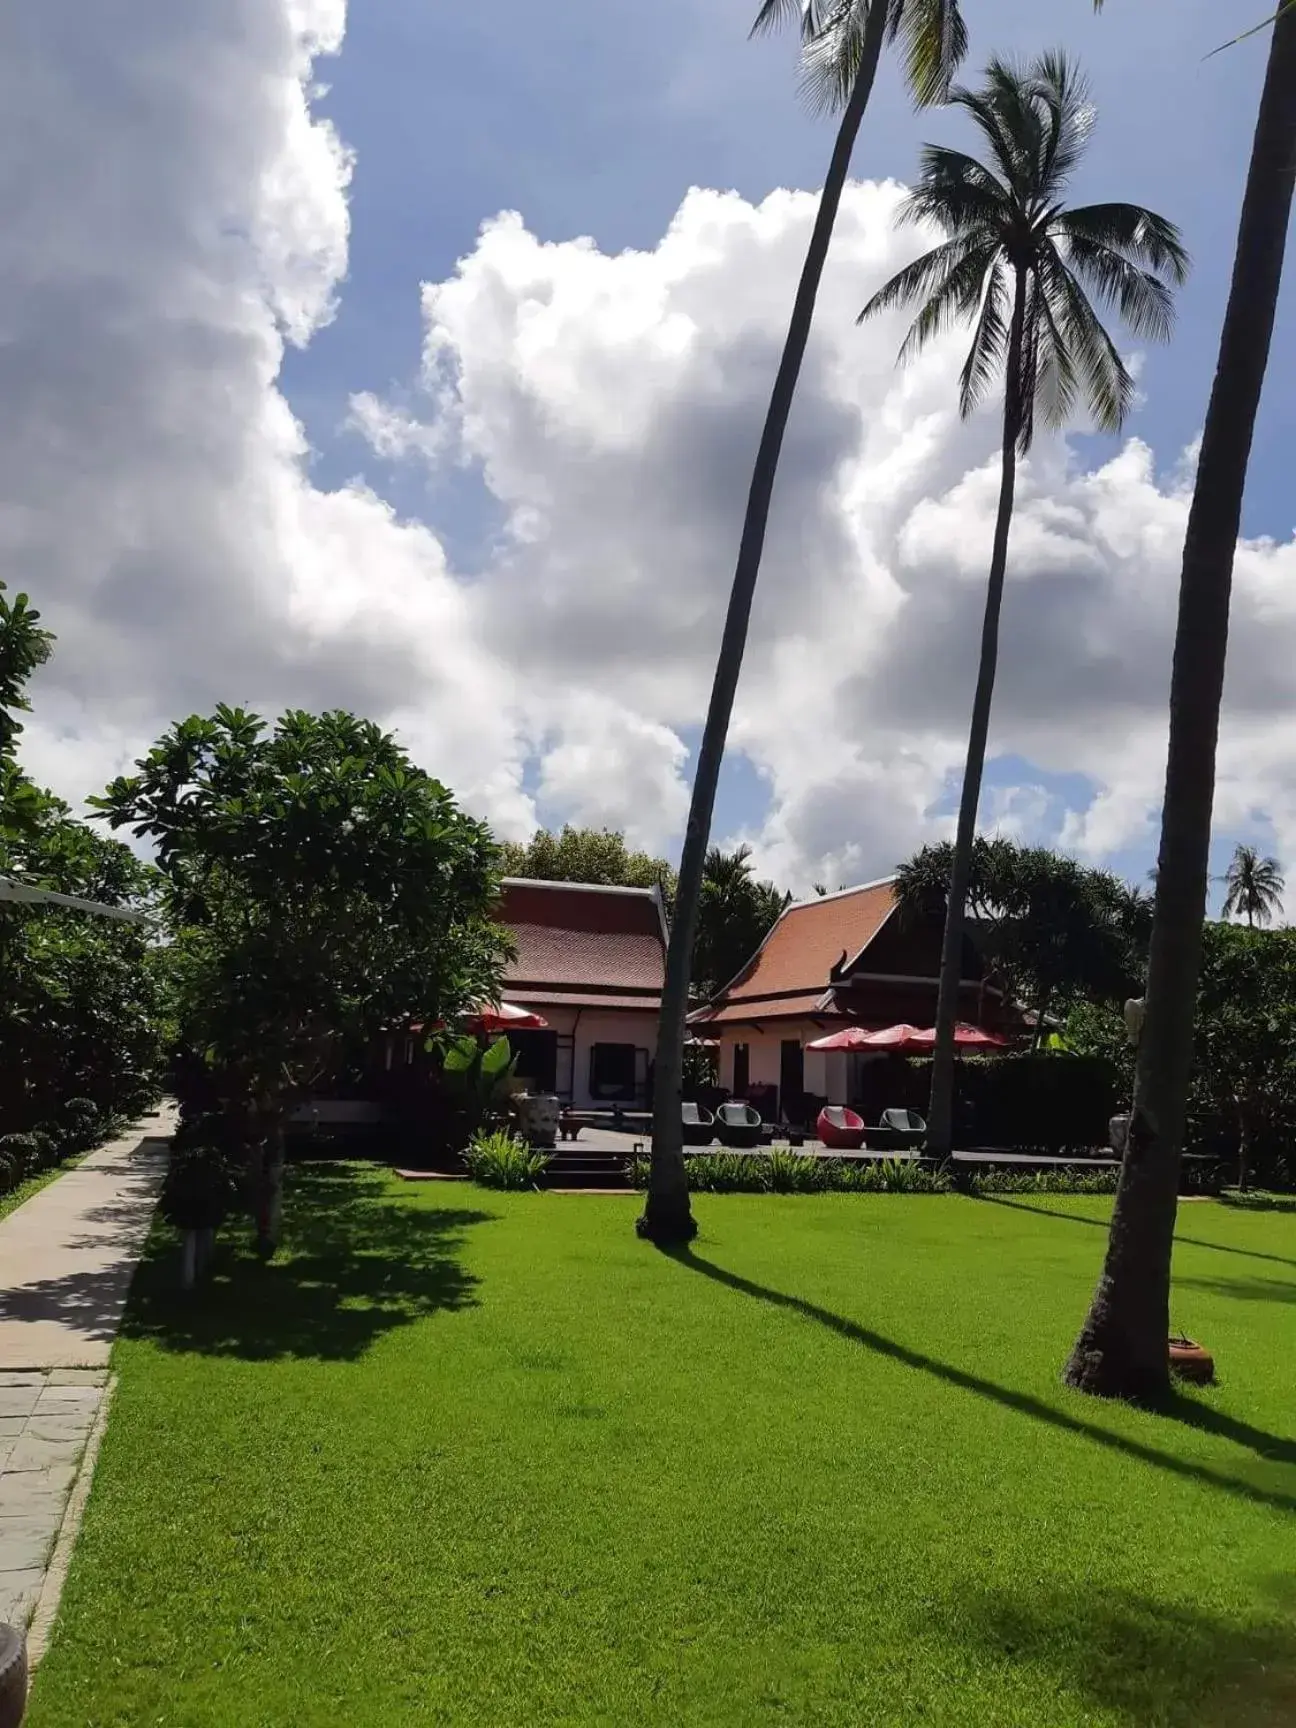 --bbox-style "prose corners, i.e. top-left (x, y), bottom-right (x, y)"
top-left (1221, 842), bottom-right (1284, 928)
top-left (498, 826), bottom-right (676, 906)
top-left (1, 584), bottom-right (170, 1160)
top-left (95, 706), bottom-right (510, 1250)
top-left (896, 838), bottom-right (1150, 1026)
top-left (693, 845), bottom-right (790, 1000)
